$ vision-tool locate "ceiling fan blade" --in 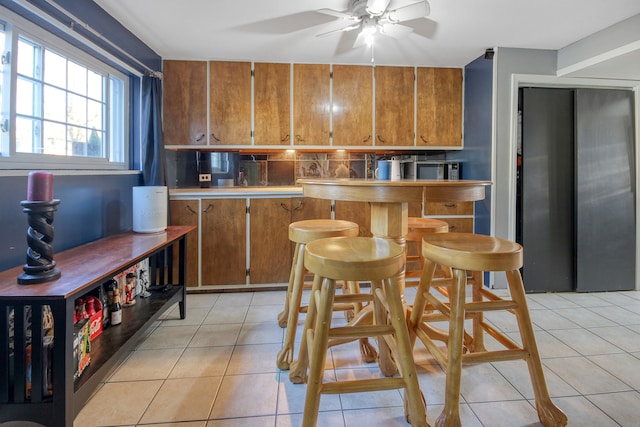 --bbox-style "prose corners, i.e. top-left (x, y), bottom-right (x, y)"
top-left (386, 1), bottom-right (430, 23)
top-left (316, 8), bottom-right (356, 20)
top-left (317, 22), bottom-right (362, 37)
top-left (366, 0), bottom-right (391, 16)
top-left (353, 31), bottom-right (370, 49)
top-left (380, 23), bottom-right (414, 39)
